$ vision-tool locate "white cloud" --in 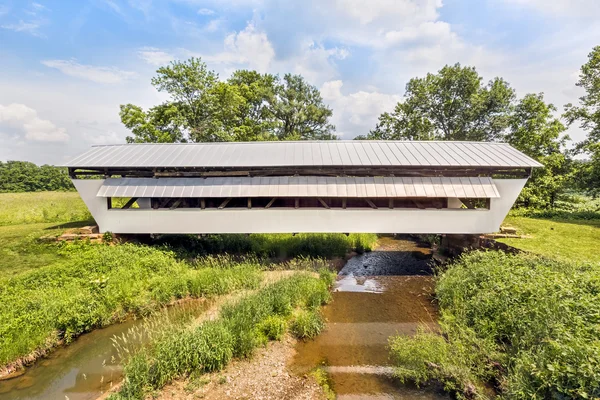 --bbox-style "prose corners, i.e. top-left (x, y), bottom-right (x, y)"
top-left (1, 20), bottom-right (43, 37)
top-left (333, 0), bottom-right (441, 25)
top-left (41, 60), bottom-right (137, 84)
top-left (0, 103), bottom-right (69, 142)
top-left (321, 80), bottom-right (401, 138)
top-left (197, 8), bottom-right (215, 15)
top-left (104, 0), bottom-right (123, 14)
top-left (204, 23), bottom-right (275, 72)
top-left (138, 47), bottom-right (175, 66)
top-left (285, 42), bottom-right (349, 85)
